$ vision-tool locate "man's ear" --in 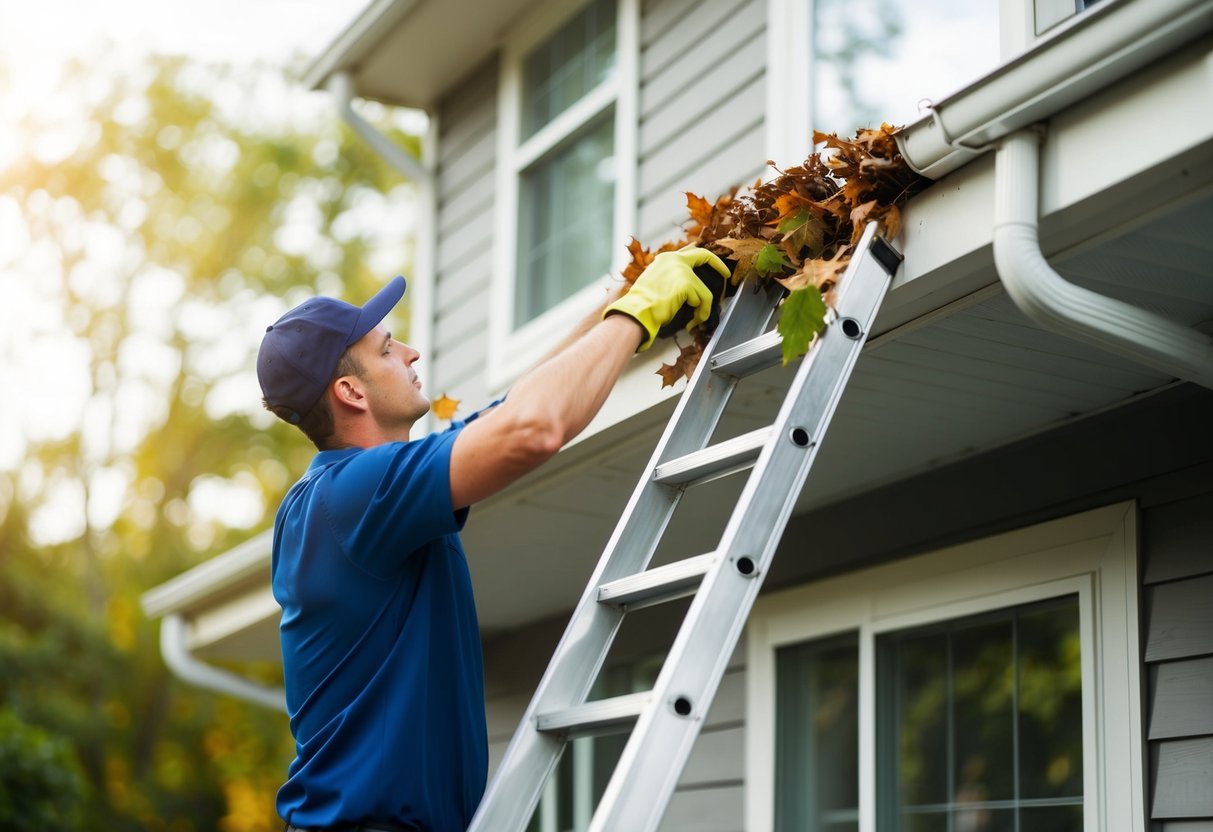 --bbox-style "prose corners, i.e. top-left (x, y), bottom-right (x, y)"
top-left (332, 375), bottom-right (368, 412)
